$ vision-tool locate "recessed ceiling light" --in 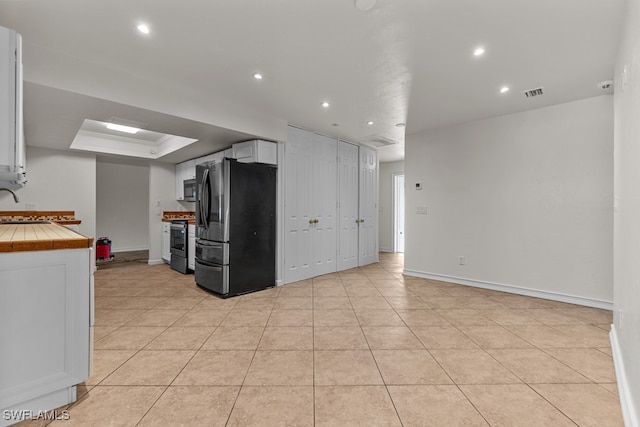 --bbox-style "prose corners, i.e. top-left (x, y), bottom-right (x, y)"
top-left (137, 23), bottom-right (150, 34)
top-left (253, 73), bottom-right (263, 80)
top-left (354, 0), bottom-right (377, 11)
top-left (500, 86), bottom-right (510, 94)
top-left (106, 123), bottom-right (140, 134)
top-left (321, 101), bottom-right (330, 108)
top-left (396, 123), bottom-right (406, 128)
top-left (473, 47), bottom-right (485, 56)
top-left (367, 121), bottom-right (374, 125)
